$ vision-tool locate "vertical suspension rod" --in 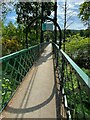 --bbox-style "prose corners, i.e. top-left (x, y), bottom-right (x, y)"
top-left (54, 1), bottom-right (57, 44)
